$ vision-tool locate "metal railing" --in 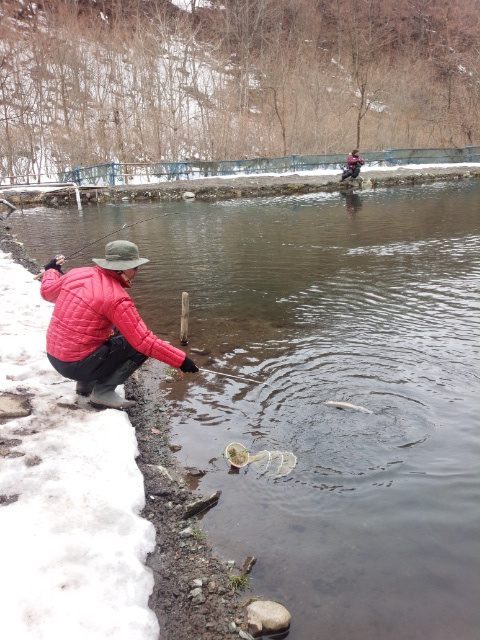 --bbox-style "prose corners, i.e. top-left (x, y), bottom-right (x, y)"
top-left (15, 146), bottom-right (480, 187)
